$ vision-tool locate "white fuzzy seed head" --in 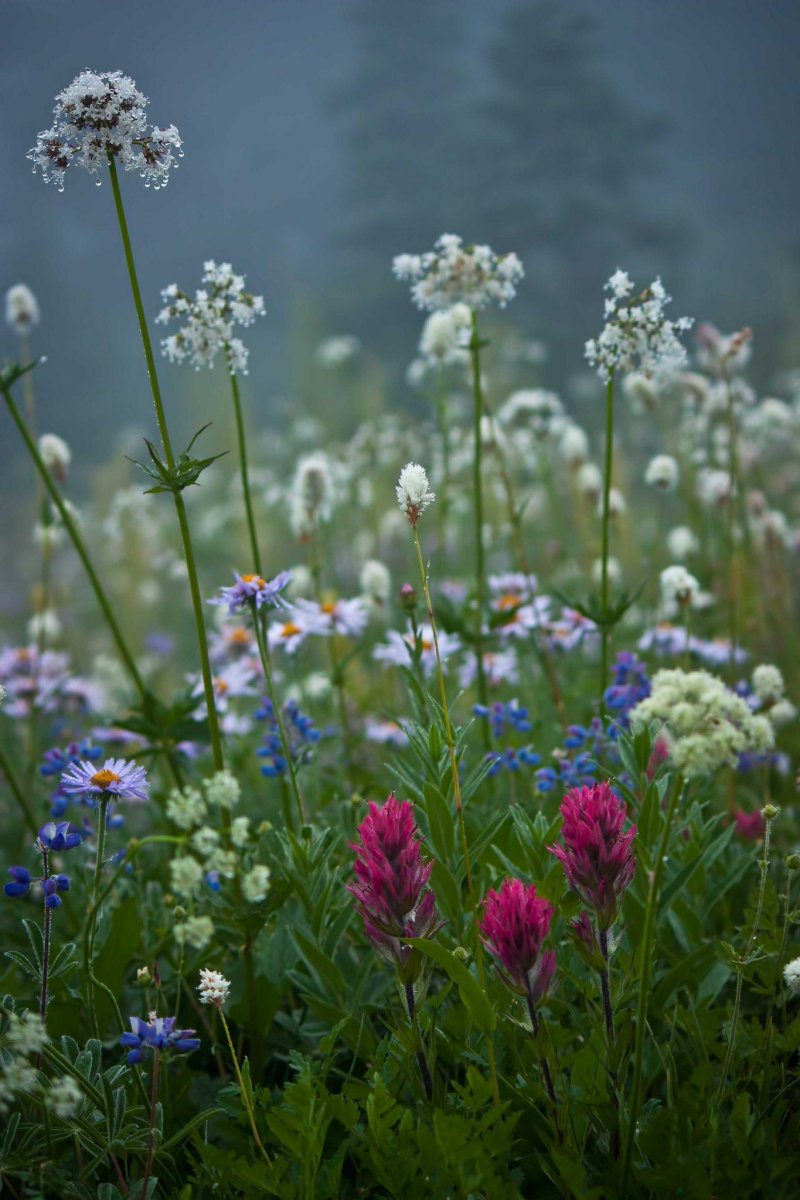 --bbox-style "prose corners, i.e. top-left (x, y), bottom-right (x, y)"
top-left (5, 284), bottom-right (40, 334)
top-left (396, 462), bottom-right (435, 526)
